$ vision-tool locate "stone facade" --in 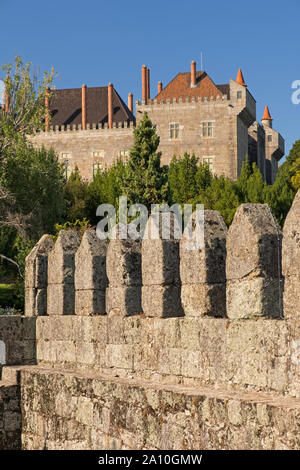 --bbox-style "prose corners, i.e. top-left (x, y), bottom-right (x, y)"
top-left (31, 65), bottom-right (284, 183)
top-left (0, 193), bottom-right (300, 450)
